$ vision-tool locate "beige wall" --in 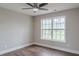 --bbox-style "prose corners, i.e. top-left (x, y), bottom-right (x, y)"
top-left (34, 8), bottom-right (79, 51)
top-left (0, 7), bottom-right (33, 51)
